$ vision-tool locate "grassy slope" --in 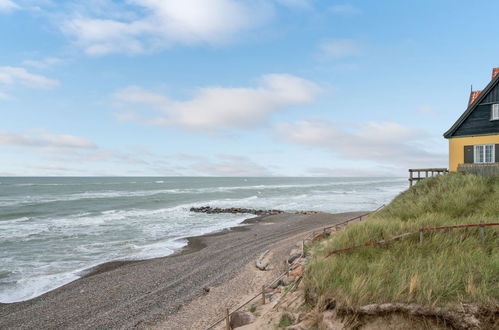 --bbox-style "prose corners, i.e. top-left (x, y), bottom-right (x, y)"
top-left (305, 174), bottom-right (498, 310)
